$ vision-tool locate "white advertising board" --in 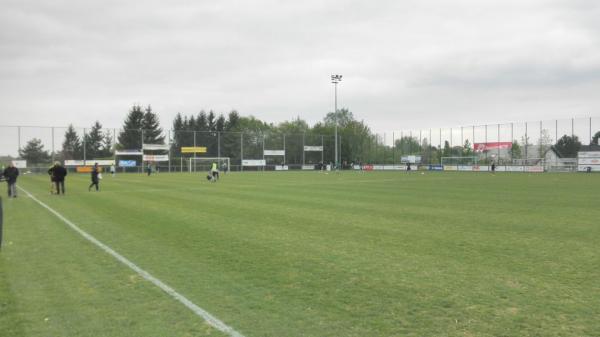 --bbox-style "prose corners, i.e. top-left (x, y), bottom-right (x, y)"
top-left (143, 155), bottom-right (169, 162)
top-left (242, 159), bottom-right (266, 166)
top-left (115, 150), bottom-right (143, 156)
top-left (264, 150), bottom-right (285, 156)
top-left (12, 160), bottom-right (27, 168)
top-left (143, 144), bottom-right (170, 151)
top-left (577, 151), bottom-right (600, 158)
top-left (274, 165), bottom-right (289, 171)
top-left (444, 165), bottom-right (458, 171)
top-left (458, 165), bottom-right (473, 171)
top-left (379, 165), bottom-right (407, 170)
top-left (495, 166), bottom-right (507, 172)
top-left (86, 160), bottom-right (115, 166)
top-left (506, 166), bottom-right (525, 172)
top-left (301, 165), bottom-right (315, 170)
top-left (527, 166), bottom-right (544, 173)
top-left (578, 158), bottom-right (600, 165)
top-left (64, 160), bottom-right (84, 166)
top-left (303, 146), bottom-right (323, 152)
